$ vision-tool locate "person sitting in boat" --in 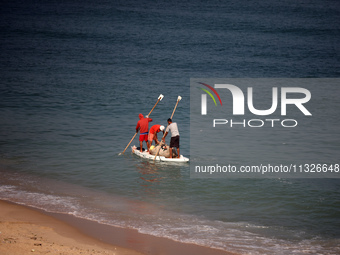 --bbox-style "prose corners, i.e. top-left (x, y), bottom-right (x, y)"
top-left (148, 125), bottom-right (165, 146)
top-left (136, 113), bottom-right (152, 152)
top-left (162, 118), bottom-right (180, 158)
